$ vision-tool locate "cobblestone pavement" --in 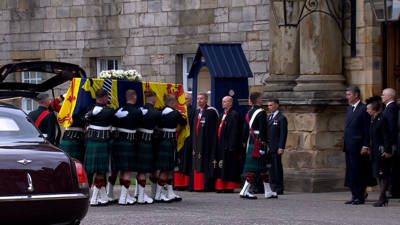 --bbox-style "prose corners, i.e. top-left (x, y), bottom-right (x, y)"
top-left (81, 187), bottom-right (400, 225)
